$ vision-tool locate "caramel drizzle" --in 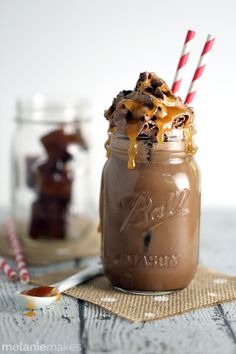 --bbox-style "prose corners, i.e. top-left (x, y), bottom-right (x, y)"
top-left (105, 74), bottom-right (196, 169)
top-left (24, 300), bottom-right (36, 317)
top-left (119, 99), bottom-right (195, 168)
top-left (105, 127), bottom-right (116, 157)
top-left (184, 128), bottom-right (196, 155)
top-left (127, 124), bottom-right (139, 169)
